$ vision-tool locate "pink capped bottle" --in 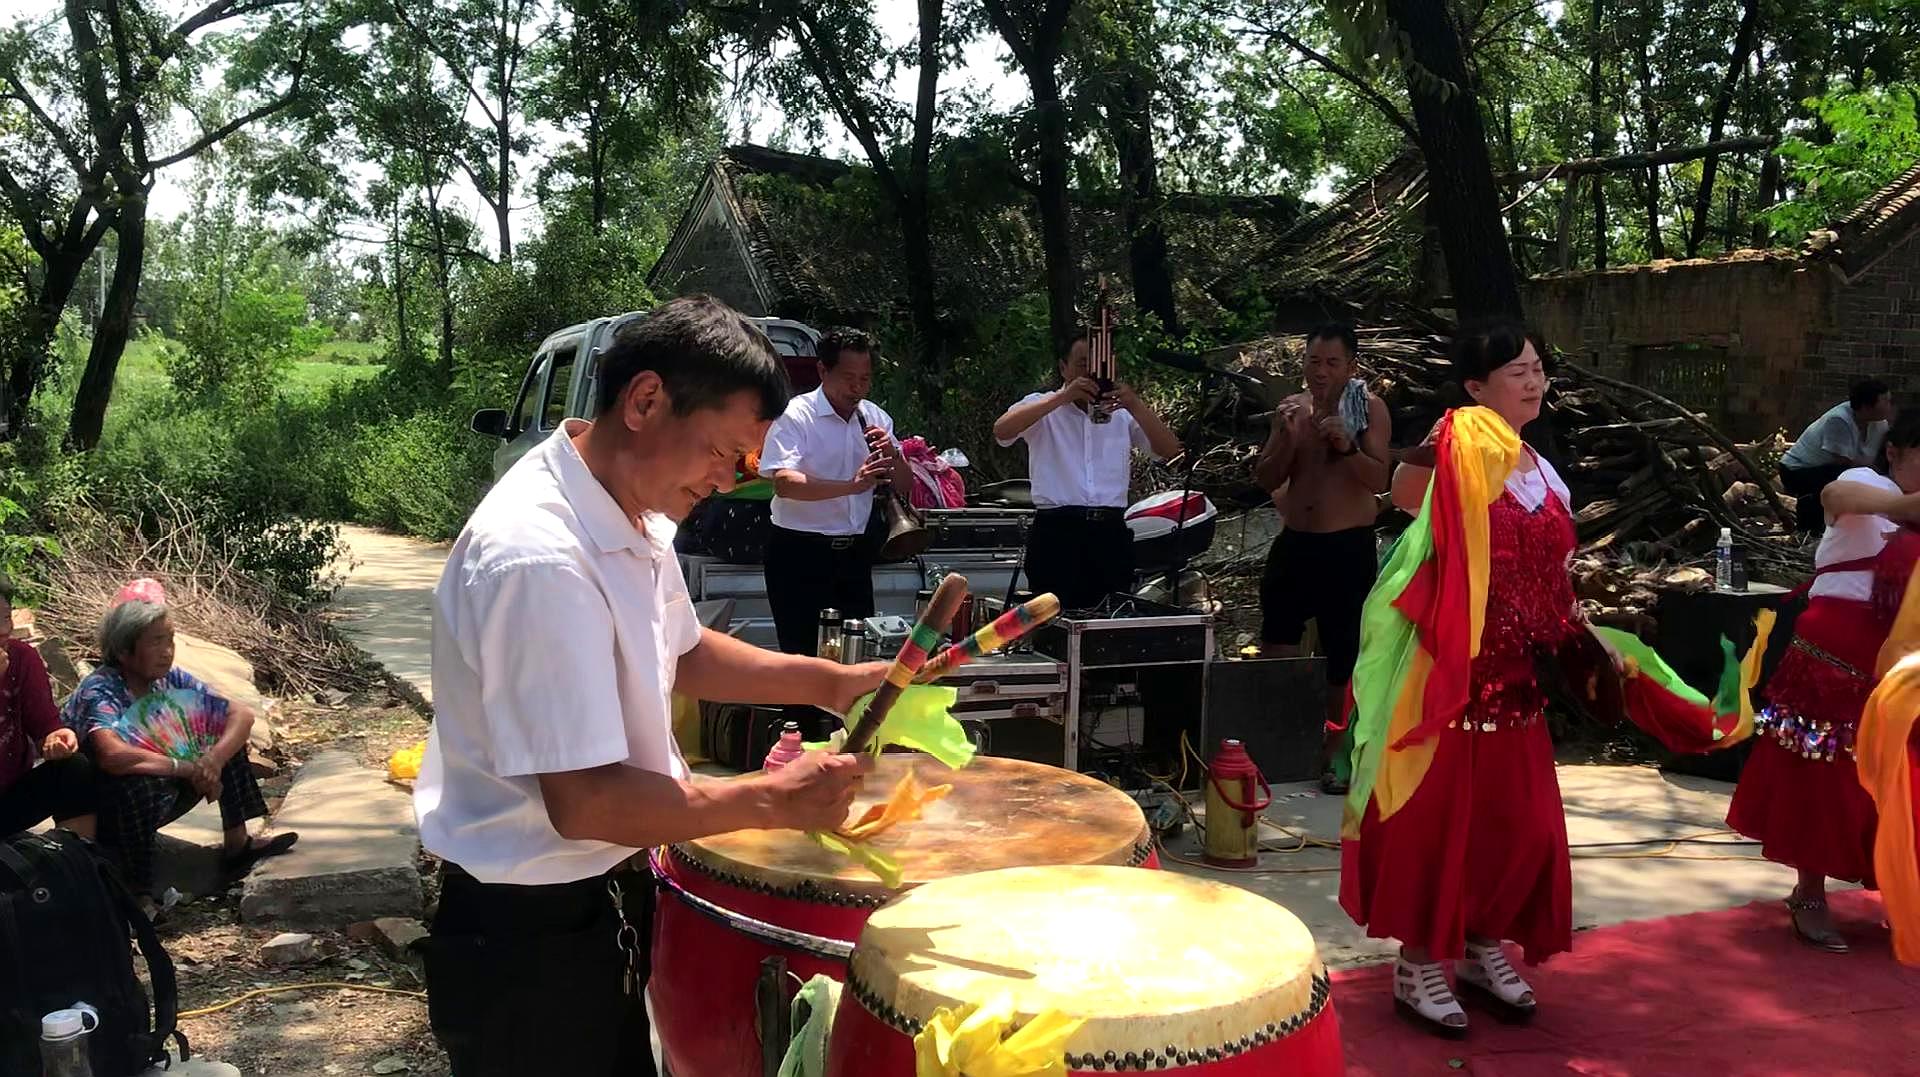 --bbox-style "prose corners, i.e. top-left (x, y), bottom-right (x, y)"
top-left (763, 722), bottom-right (806, 772)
